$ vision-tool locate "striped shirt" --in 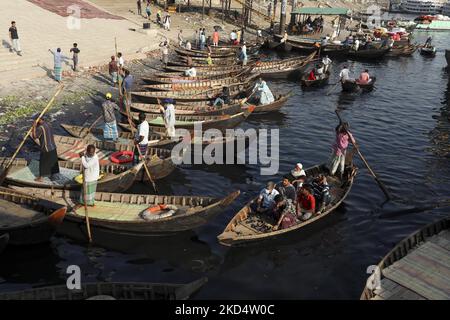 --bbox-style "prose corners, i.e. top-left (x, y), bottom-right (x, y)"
top-left (33, 122), bottom-right (56, 152)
